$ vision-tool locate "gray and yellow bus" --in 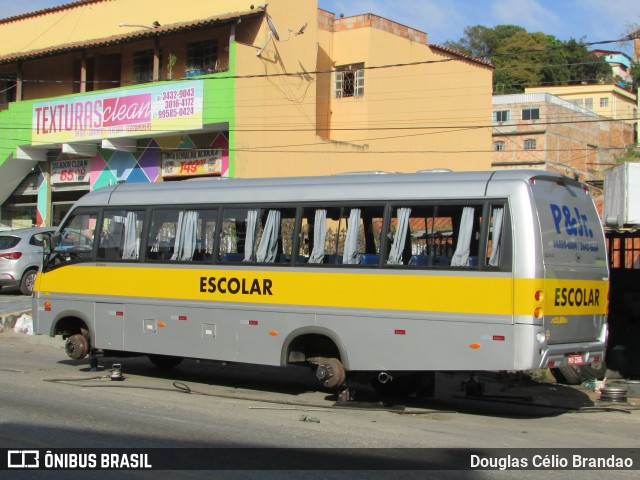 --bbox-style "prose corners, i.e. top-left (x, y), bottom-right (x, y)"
top-left (33, 170), bottom-right (609, 396)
